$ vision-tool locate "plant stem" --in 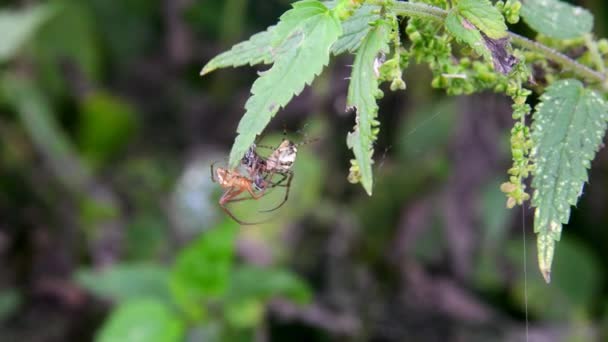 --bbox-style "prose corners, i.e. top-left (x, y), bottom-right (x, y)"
top-left (391, 1), bottom-right (608, 90)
